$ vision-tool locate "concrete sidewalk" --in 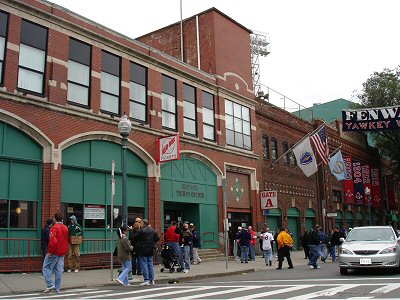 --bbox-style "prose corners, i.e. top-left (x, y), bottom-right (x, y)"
top-left (0, 251), bottom-right (311, 295)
